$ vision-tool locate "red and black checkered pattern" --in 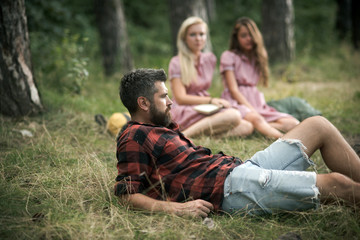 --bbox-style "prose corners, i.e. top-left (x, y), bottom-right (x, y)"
top-left (115, 121), bottom-right (242, 211)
